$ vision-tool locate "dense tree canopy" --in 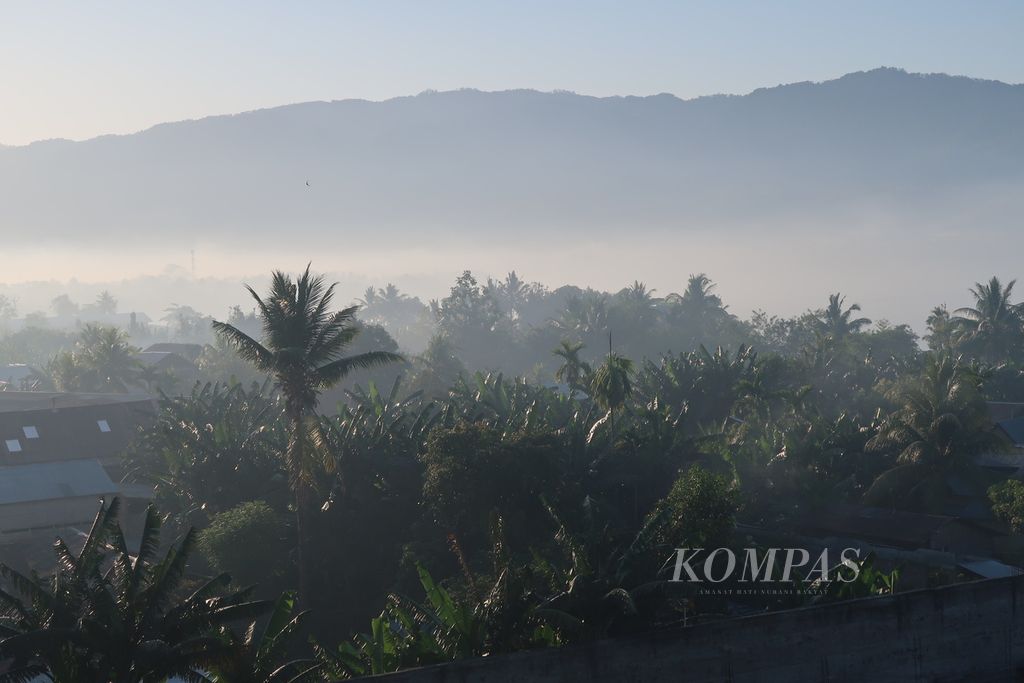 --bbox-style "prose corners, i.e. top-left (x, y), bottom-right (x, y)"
top-left (5, 267), bottom-right (1024, 679)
